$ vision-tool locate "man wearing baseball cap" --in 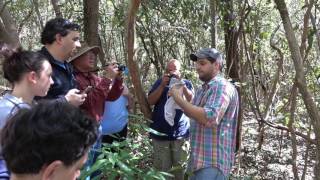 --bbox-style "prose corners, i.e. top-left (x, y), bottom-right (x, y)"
top-left (169, 48), bottom-right (239, 179)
